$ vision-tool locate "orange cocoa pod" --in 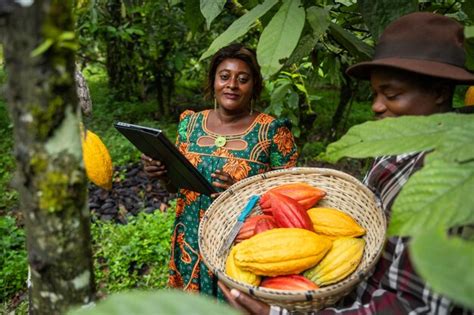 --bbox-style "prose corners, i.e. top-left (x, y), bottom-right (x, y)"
top-left (254, 217), bottom-right (276, 235)
top-left (260, 274), bottom-right (319, 291)
top-left (235, 215), bottom-right (274, 242)
top-left (269, 192), bottom-right (314, 231)
top-left (465, 86), bottom-right (474, 106)
top-left (260, 183), bottom-right (326, 211)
